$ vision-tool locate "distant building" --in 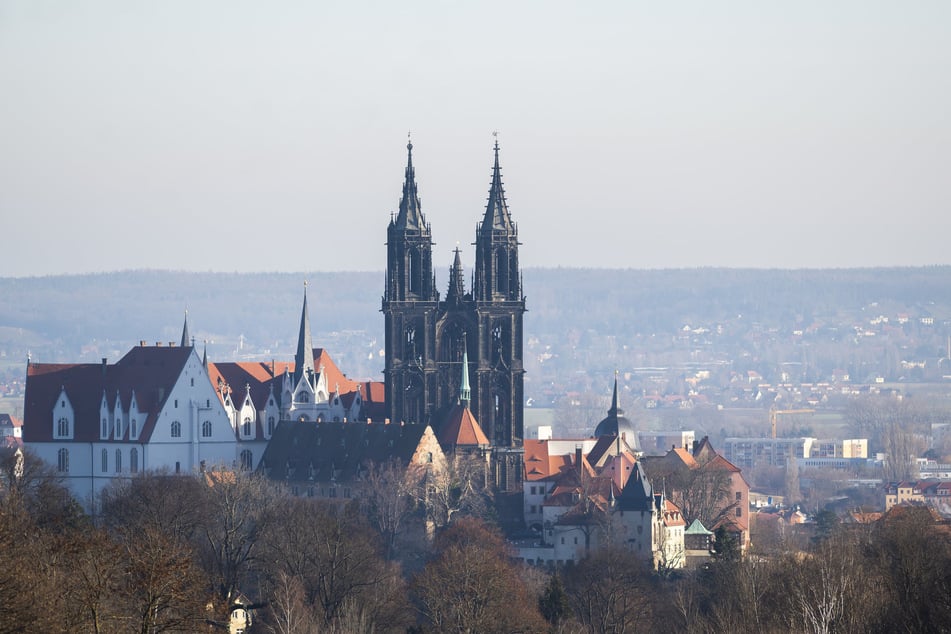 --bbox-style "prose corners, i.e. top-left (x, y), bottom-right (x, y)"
top-left (638, 430), bottom-right (695, 456)
top-left (23, 297), bottom-right (383, 505)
